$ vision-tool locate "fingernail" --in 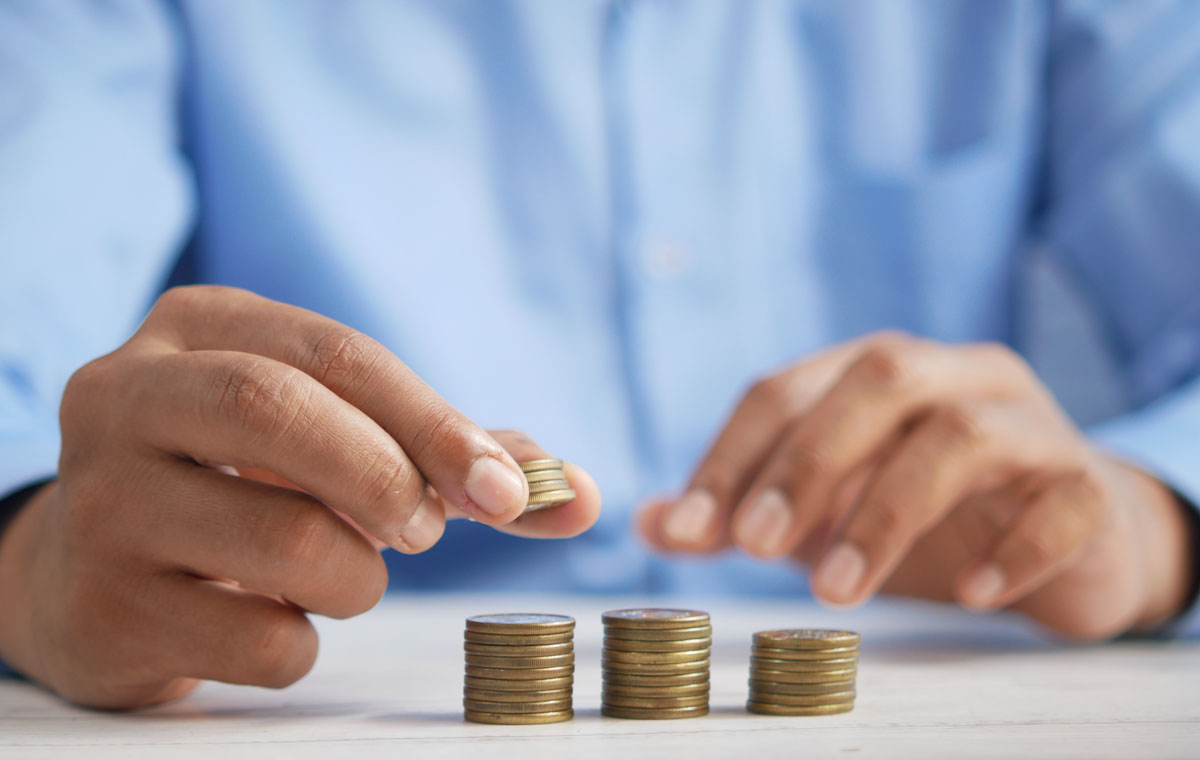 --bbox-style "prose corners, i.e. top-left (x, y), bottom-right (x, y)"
top-left (663, 490), bottom-right (718, 545)
top-left (959, 563), bottom-right (1005, 609)
top-left (396, 499), bottom-right (444, 554)
top-left (464, 456), bottom-right (526, 516)
top-left (813, 542), bottom-right (866, 602)
top-left (734, 488), bottom-right (794, 557)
